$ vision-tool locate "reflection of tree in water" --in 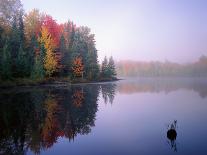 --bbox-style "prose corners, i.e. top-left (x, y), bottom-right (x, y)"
top-left (72, 88), bottom-right (84, 108)
top-left (117, 78), bottom-right (207, 98)
top-left (0, 84), bottom-right (100, 154)
top-left (166, 120), bottom-right (178, 152)
top-left (42, 97), bottom-right (63, 148)
top-left (101, 83), bottom-right (117, 104)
